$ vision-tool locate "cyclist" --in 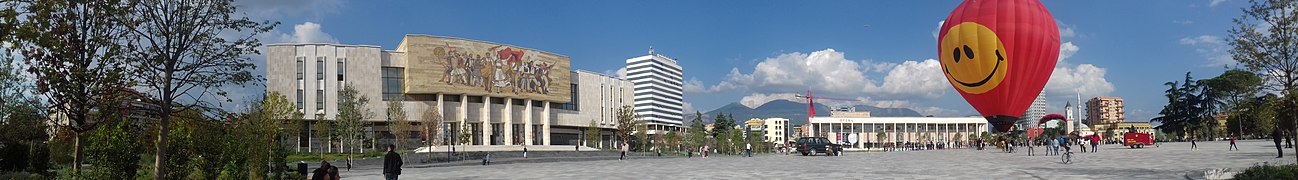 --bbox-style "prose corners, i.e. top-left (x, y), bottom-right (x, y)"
top-left (1059, 137), bottom-right (1071, 154)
